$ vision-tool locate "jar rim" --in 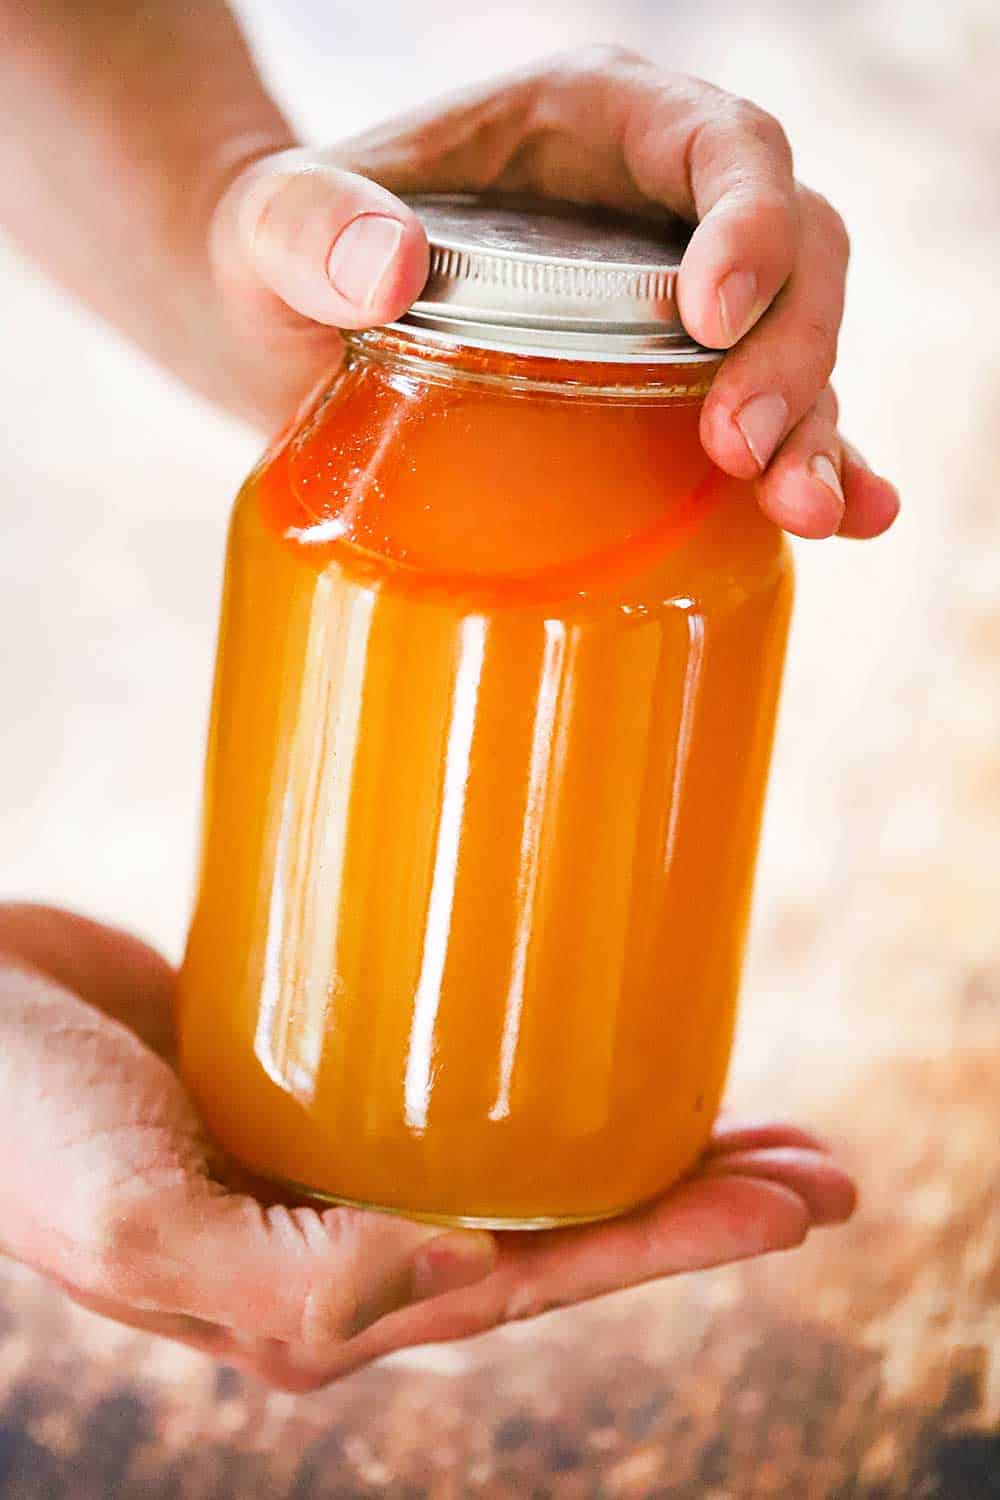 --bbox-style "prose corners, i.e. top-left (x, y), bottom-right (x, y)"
top-left (345, 328), bottom-right (717, 398)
